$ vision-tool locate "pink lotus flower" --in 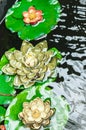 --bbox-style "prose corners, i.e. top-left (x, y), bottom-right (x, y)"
top-left (23, 6), bottom-right (43, 25)
top-left (0, 125), bottom-right (6, 130)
